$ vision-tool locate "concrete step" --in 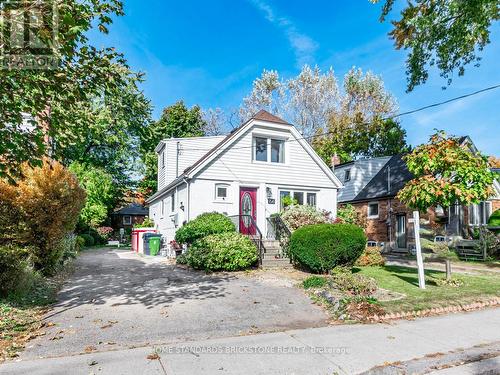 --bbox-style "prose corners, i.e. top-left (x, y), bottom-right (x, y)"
top-left (263, 253), bottom-right (286, 260)
top-left (261, 258), bottom-right (293, 268)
